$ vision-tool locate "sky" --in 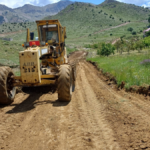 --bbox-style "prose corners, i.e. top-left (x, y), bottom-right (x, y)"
top-left (0, 0), bottom-right (150, 8)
